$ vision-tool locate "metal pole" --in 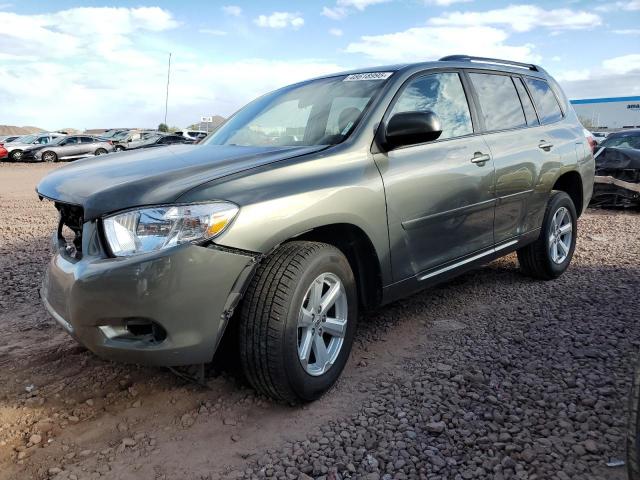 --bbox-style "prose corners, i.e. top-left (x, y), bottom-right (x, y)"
top-left (164, 53), bottom-right (172, 126)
